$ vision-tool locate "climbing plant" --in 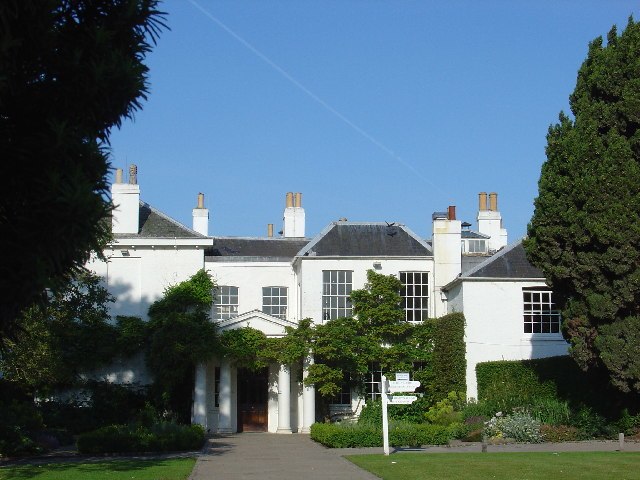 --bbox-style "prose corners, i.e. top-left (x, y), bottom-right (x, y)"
top-left (145, 269), bottom-right (218, 421)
